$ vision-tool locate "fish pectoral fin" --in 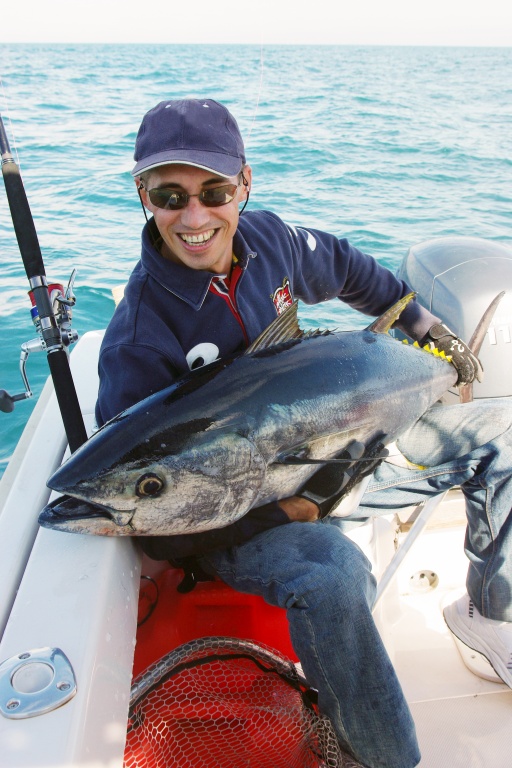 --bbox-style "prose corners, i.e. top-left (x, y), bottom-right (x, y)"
top-left (278, 456), bottom-right (360, 466)
top-left (277, 430), bottom-right (371, 466)
top-left (278, 438), bottom-right (379, 467)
